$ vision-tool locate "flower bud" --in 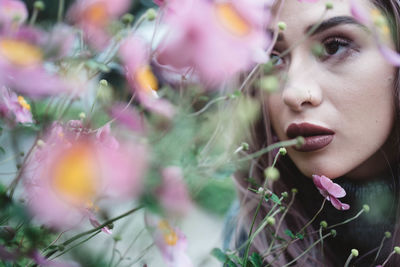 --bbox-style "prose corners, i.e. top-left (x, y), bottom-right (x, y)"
top-left (34, 1), bottom-right (45, 10)
top-left (291, 188), bottom-right (298, 194)
top-left (266, 217), bottom-right (275, 226)
top-left (146, 8), bottom-right (157, 21)
top-left (36, 139), bottom-right (45, 148)
top-left (385, 231), bottom-right (392, 239)
top-left (281, 192), bottom-right (288, 198)
top-left (113, 235), bottom-right (122, 242)
top-left (279, 147), bottom-right (287, 156)
top-left (259, 75), bottom-right (279, 93)
top-left (99, 79), bottom-right (108, 87)
top-left (394, 246), bottom-right (400, 254)
top-left (79, 112), bottom-right (86, 120)
top-left (277, 21), bottom-right (286, 31)
top-left (257, 187), bottom-right (264, 194)
top-left (241, 142), bottom-right (249, 151)
top-left (363, 204), bottom-right (370, 213)
top-left (122, 13), bottom-right (134, 25)
top-left (264, 166), bottom-right (280, 181)
top-left (320, 221), bottom-right (328, 229)
top-left (351, 249), bottom-right (359, 257)
top-left (330, 229), bottom-right (336, 237)
top-left (325, 2), bottom-right (333, 10)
